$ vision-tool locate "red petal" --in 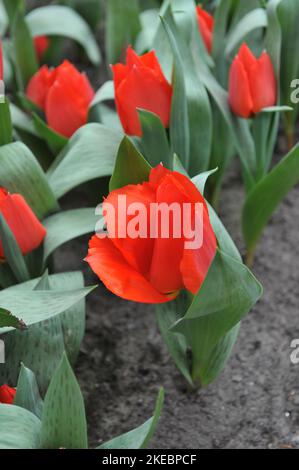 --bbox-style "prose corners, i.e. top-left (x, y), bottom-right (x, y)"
top-left (0, 385), bottom-right (16, 404)
top-left (104, 182), bottom-right (157, 276)
top-left (180, 206), bottom-right (217, 294)
top-left (149, 180), bottom-right (188, 294)
top-left (228, 56), bottom-right (253, 118)
top-left (26, 65), bottom-right (56, 110)
top-left (196, 6), bottom-right (214, 53)
top-left (116, 64), bottom-right (172, 136)
top-left (86, 235), bottom-right (174, 304)
top-left (249, 51), bottom-right (277, 113)
top-left (0, 190), bottom-right (46, 258)
top-left (238, 43), bottom-right (257, 72)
